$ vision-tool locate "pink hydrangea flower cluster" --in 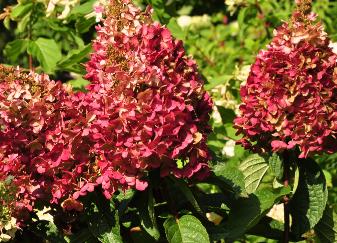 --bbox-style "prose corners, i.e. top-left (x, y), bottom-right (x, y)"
top-left (0, 65), bottom-right (84, 218)
top-left (0, 0), bottom-right (212, 219)
top-left (234, 2), bottom-right (337, 158)
top-left (85, 0), bottom-right (212, 195)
